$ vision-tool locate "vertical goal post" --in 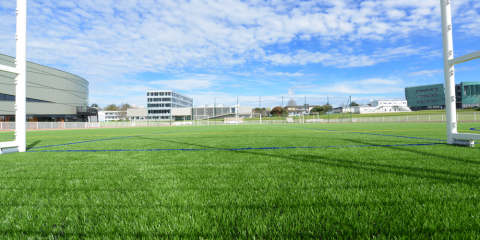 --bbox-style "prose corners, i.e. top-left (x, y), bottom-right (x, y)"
top-left (440, 0), bottom-right (480, 147)
top-left (0, 0), bottom-right (27, 154)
